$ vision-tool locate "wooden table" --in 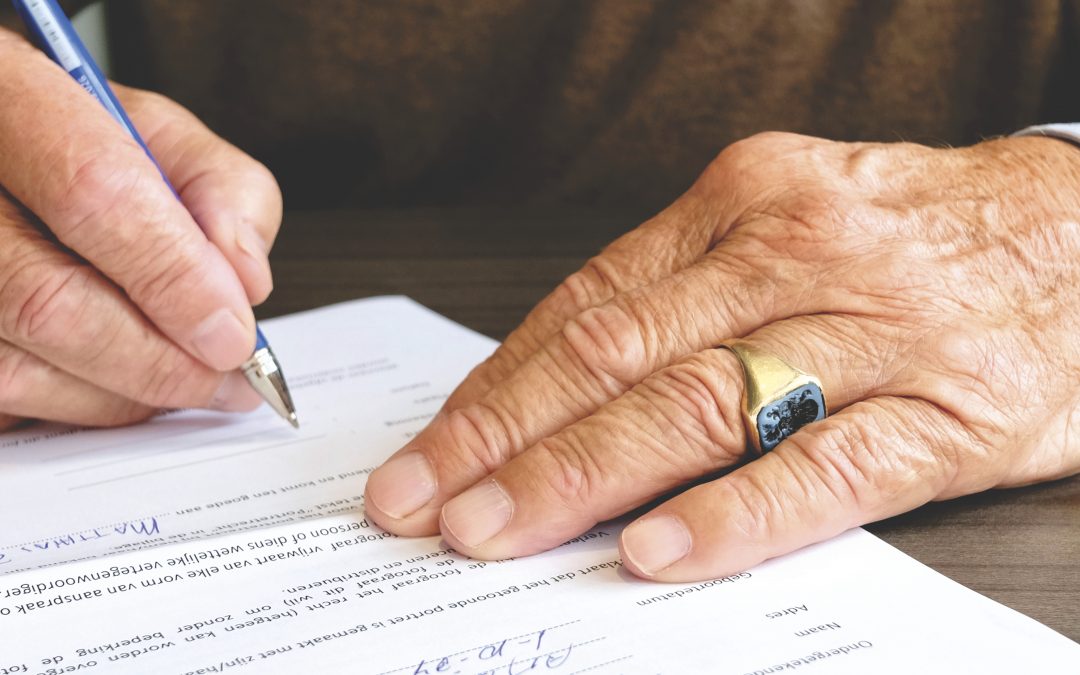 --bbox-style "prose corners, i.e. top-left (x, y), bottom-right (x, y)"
top-left (260, 207), bottom-right (1080, 643)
